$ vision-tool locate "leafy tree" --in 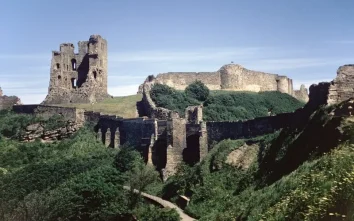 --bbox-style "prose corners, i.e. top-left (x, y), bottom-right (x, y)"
top-left (185, 80), bottom-right (210, 101)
